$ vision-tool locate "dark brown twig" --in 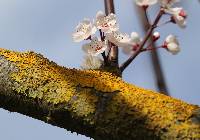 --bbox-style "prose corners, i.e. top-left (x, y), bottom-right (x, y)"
top-left (99, 29), bottom-right (108, 64)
